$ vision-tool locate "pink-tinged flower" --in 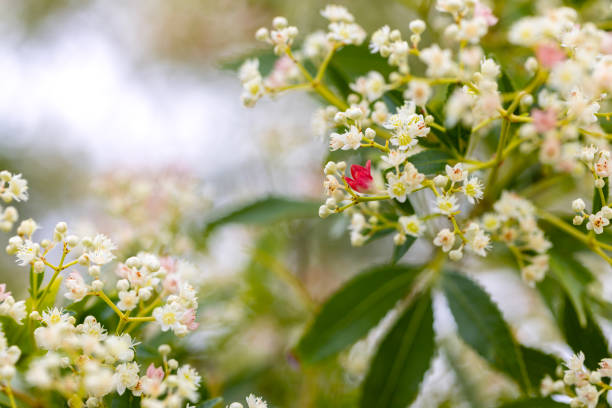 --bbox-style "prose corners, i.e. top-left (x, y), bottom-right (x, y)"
top-left (532, 108), bottom-right (557, 133)
top-left (602, 33), bottom-right (612, 55)
top-left (0, 284), bottom-right (11, 302)
top-left (344, 160), bottom-right (374, 193)
top-left (474, 2), bottom-right (498, 26)
top-left (146, 364), bottom-right (164, 381)
top-left (535, 43), bottom-right (566, 68)
top-left (180, 308), bottom-right (199, 331)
